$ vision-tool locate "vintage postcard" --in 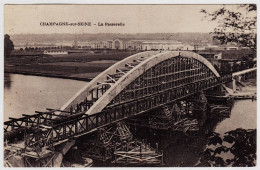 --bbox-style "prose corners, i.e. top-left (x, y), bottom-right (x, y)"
top-left (3, 3), bottom-right (257, 167)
